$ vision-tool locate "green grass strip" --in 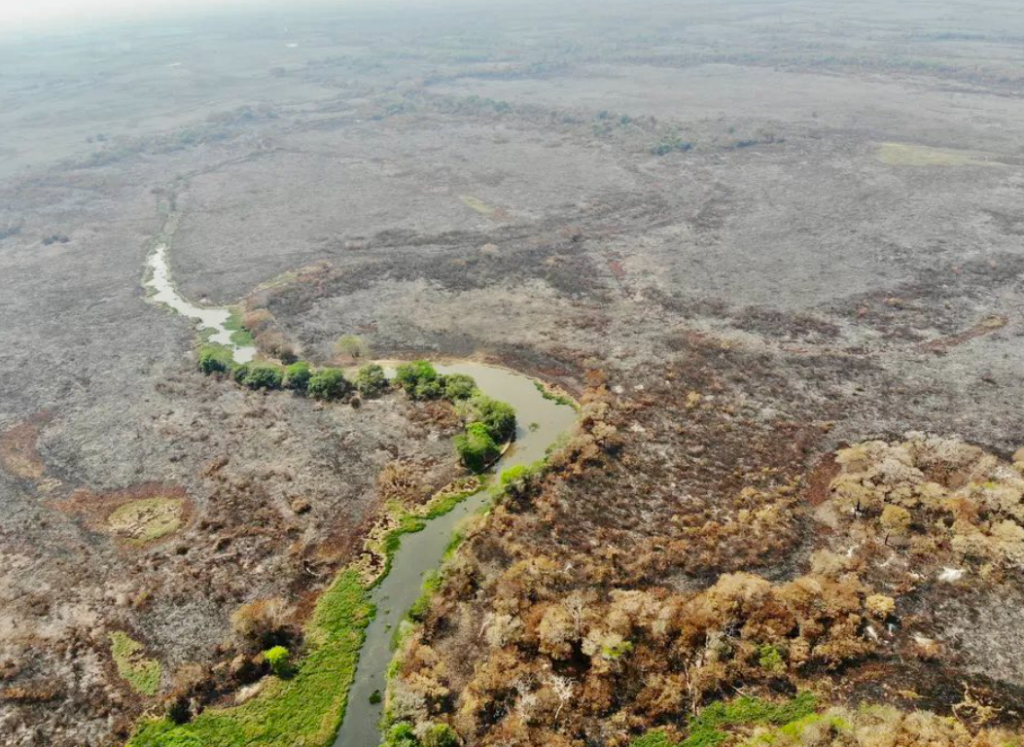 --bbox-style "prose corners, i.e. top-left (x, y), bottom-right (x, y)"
top-left (129, 571), bottom-right (371, 747)
top-left (628, 693), bottom-right (818, 747)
